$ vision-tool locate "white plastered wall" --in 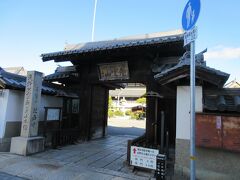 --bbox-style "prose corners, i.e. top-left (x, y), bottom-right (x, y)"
top-left (0, 90), bottom-right (9, 138)
top-left (176, 86), bottom-right (203, 140)
top-left (4, 89), bottom-right (63, 123)
top-left (5, 90), bottom-right (24, 122)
